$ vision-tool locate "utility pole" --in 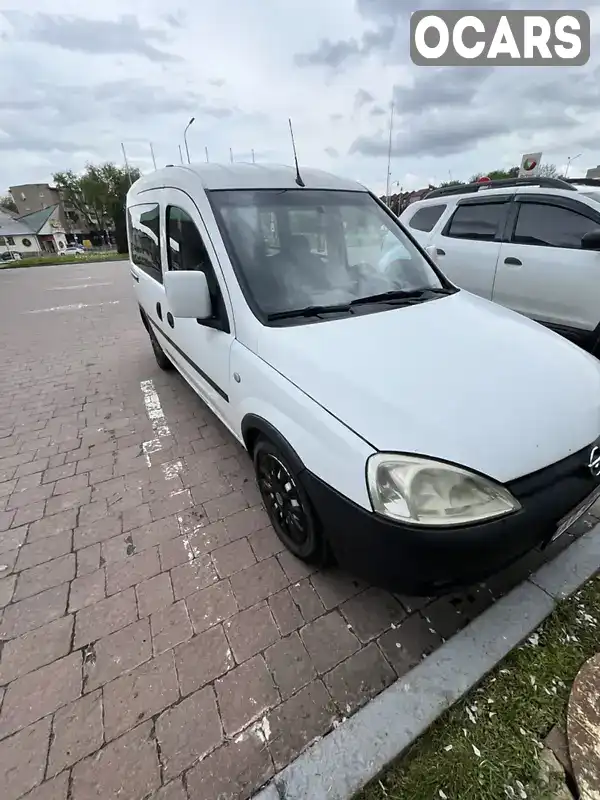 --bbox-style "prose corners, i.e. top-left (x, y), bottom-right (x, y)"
top-left (149, 142), bottom-right (157, 170)
top-left (230, 148), bottom-right (234, 164)
top-left (385, 97), bottom-right (394, 207)
top-left (205, 146), bottom-right (209, 163)
top-left (252, 149), bottom-right (256, 164)
top-left (178, 145), bottom-right (184, 164)
top-left (121, 142), bottom-right (133, 187)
